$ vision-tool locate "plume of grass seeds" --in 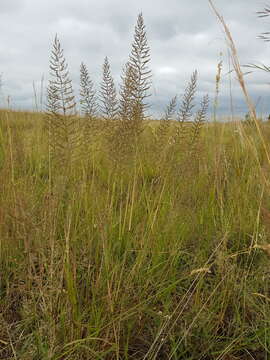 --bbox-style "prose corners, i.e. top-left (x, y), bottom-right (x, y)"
top-left (189, 94), bottom-right (209, 150)
top-left (80, 62), bottom-right (98, 153)
top-left (46, 34), bottom-right (79, 171)
top-left (213, 59), bottom-right (222, 122)
top-left (147, 95), bottom-right (178, 172)
top-left (178, 71), bottom-right (197, 122)
top-left (113, 13), bottom-right (152, 158)
top-left (171, 70), bottom-right (197, 145)
top-left (126, 12), bottom-right (152, 131)
top-left (110, 62), bottom-right (136, 161)
top-left (80, 62), bottom-right (97, 119)
top-left (119, 63), bottom-right (136, 126)
top-left (99, 56), bottom-right (118, 122)
top-left (156, 95), bottom-right (177, 149)
top-left (117, 63), bottom-right (139, 148)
